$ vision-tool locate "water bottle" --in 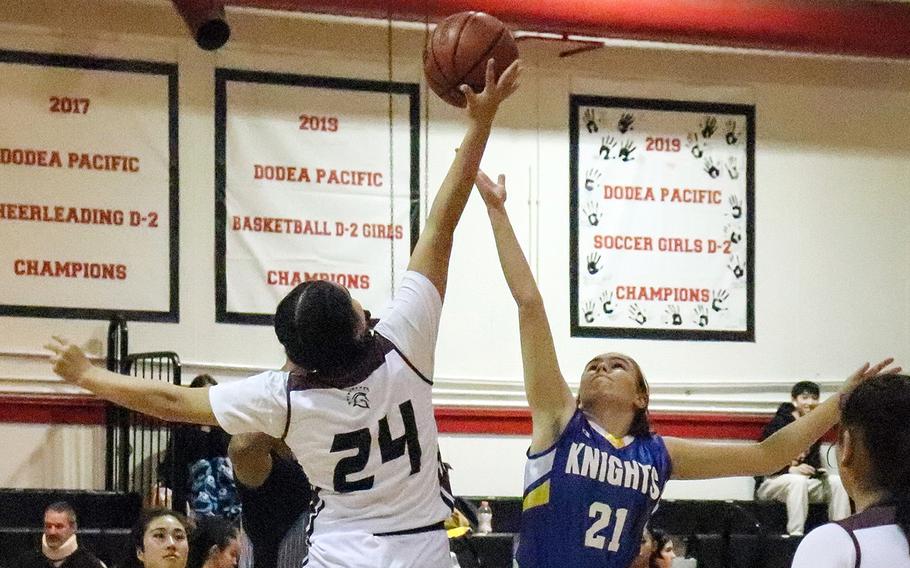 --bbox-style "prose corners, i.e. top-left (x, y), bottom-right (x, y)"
top-left (477, 500), bottom-right (493, 534)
